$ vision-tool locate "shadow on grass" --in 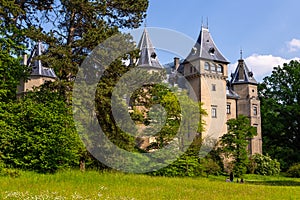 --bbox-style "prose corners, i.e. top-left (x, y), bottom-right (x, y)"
top-left (246, 180), bottom-right (300, 186)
